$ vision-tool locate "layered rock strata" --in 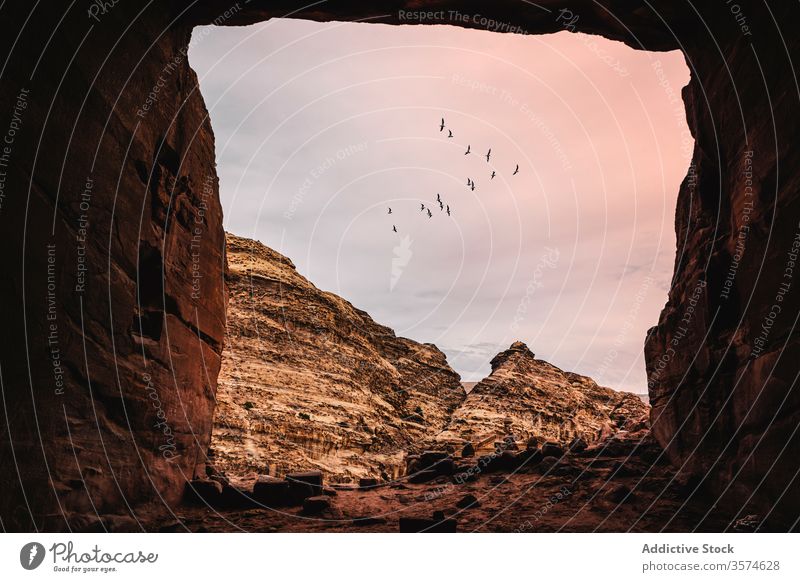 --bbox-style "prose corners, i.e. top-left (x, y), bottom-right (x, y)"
top-left (432, 342), bottom-right (649, 454)
top-left (211, 234), bottom-right (465, 483)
